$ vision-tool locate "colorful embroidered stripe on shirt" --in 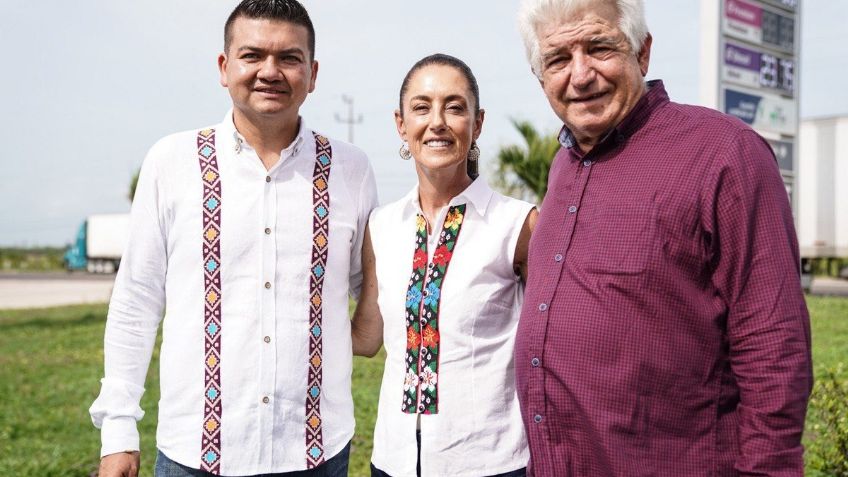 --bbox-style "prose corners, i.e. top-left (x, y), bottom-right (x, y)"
top-left (197, 128), bottom-right (223, 474)
top-left (402, 204), bottom-right (466, 414)
top-left (305, 133), bottom-right (332, 468)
